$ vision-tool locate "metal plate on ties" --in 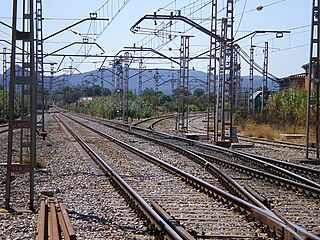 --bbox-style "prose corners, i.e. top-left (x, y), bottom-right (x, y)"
top-left (7, 164), bottom-right (31, 173)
